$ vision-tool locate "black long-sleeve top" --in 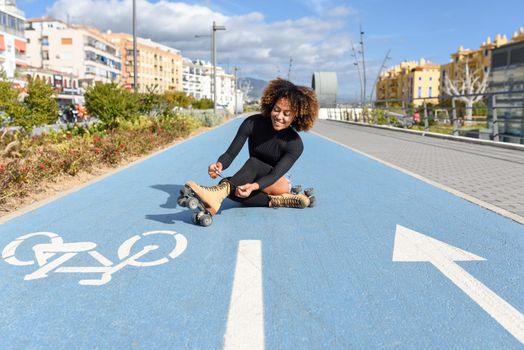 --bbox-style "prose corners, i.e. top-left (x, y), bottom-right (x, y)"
top-left (217, 114), bottom-right (304, 189)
